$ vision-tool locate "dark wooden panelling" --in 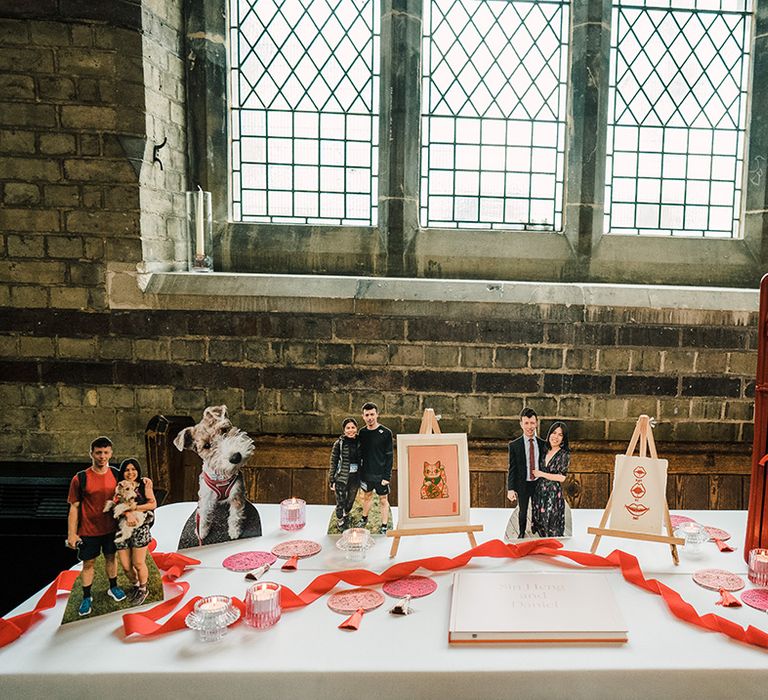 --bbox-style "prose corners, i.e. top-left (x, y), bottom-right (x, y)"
top-left (476, 470), bottom-right (506, 507)
top-left (674, 474), bottom-right (709, 509)
top-left (291, 466), bottom-right (329, 504)
top-left (155, 436), bottom-right (751, 510)
top-left (709, 474), bottom-right (742, 510)
top-left (253, 466), bottom-right (291, 503)
top-left (565, 472), bottom-right (611, 509)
